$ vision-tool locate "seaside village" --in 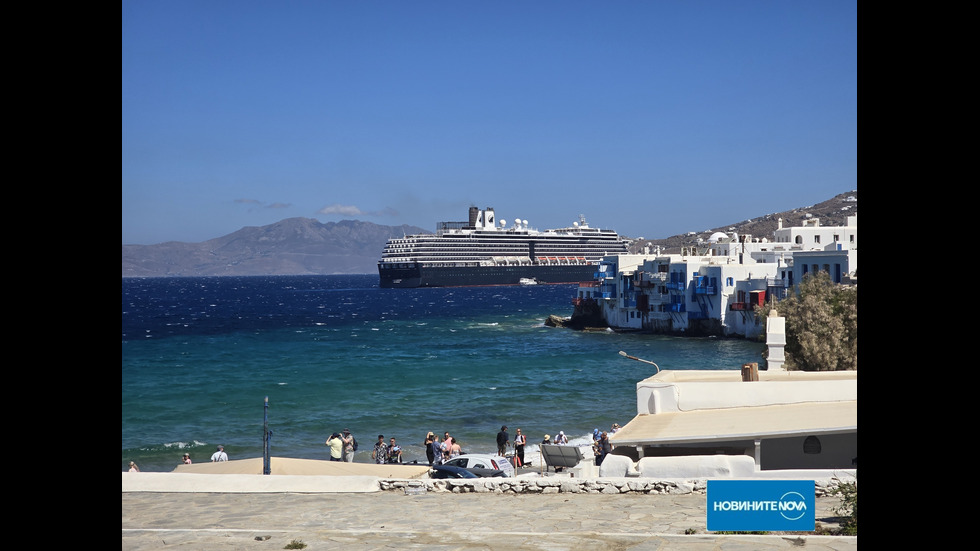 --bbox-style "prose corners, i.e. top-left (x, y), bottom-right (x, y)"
top-left (569, 214), bottom-right (858, 482)
top-left (152, 215), bottom-right (857, 490)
